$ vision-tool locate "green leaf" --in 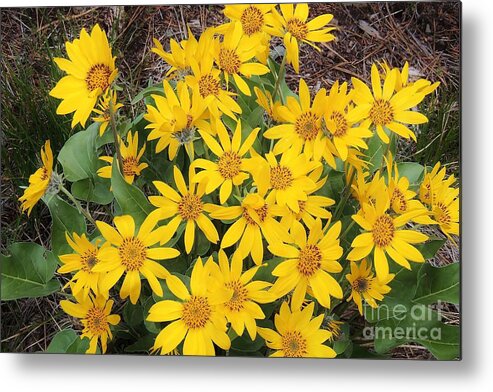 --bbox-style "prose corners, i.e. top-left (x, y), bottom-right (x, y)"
top-left (231, 333), bottom-right (265, 352)
top-left (44, 195), bottom-right (87, 256)
top-left (125, 334), bottom-right (156, 353)
top-left (415, 238), bottom-right (446, 260)
top-left (1, 242), bottom-right (60, 300)
top-left (71, 176), bottom-right (114, 205)
top-left (396, 162), bottom-right (424, 185)
top-left (111, 161), bottom-right (153, 227)
top-left (131, 85), bottom-right (164, 105)
top-left (46, 329), bottom-right (89, 353)
top-left (365, 130), bottom-right (396, 172)
top-left (253, 257), bottom-right (283, 284)
top-left (58, 123), bottom-right (99, 182)
top-left (414, 263), bottom-right (459, 305)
